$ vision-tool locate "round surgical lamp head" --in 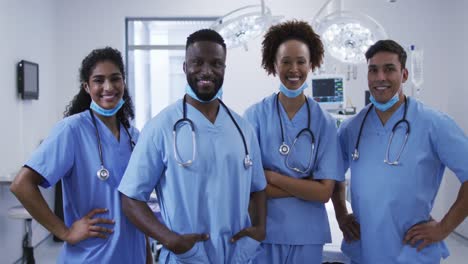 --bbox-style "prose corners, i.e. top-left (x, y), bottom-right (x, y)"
top-left (315, 11), bottom-right (387, 64)
top-left (211, 4), bottom-right (282, 50)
